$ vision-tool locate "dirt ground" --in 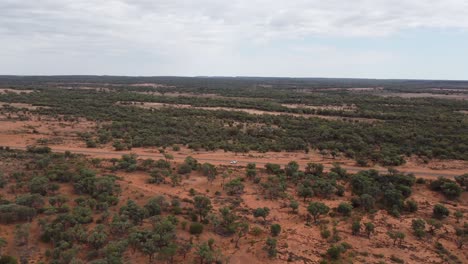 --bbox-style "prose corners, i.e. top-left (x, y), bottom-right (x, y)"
top-left (117, 101), bottom-right (378, 123)
top-left (0, 114), bottom-right (467, 264)
top-left (0, 117), bottom-right (466, 179)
